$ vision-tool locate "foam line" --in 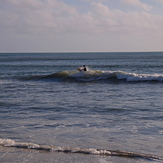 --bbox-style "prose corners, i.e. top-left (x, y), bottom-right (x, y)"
top-left (0, 139), bottom-right (162, 161)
